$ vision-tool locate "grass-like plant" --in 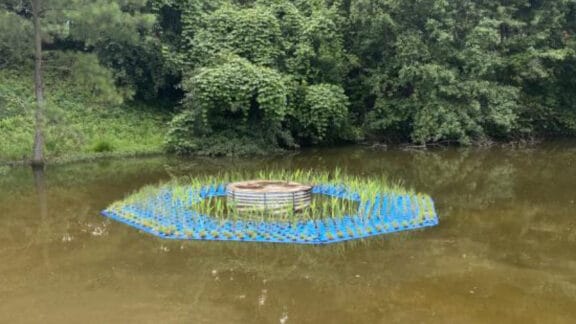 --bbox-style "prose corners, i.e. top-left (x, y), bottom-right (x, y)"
top-left (165, 169), bottom-right (415, 221)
